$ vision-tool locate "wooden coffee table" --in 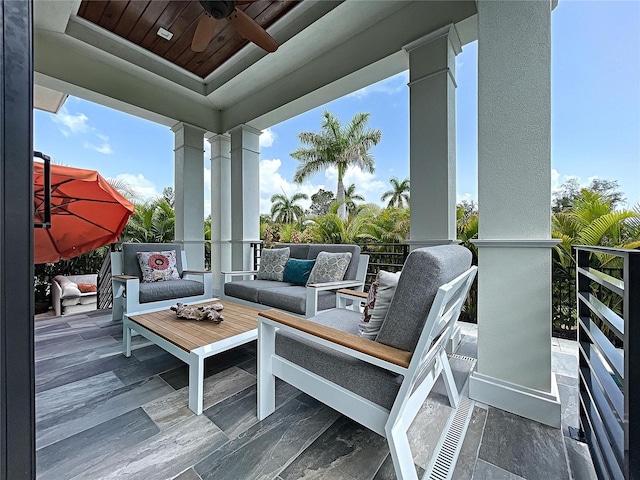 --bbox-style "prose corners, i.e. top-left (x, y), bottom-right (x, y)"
top-left (123, 299), bottom-right (262, 414)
